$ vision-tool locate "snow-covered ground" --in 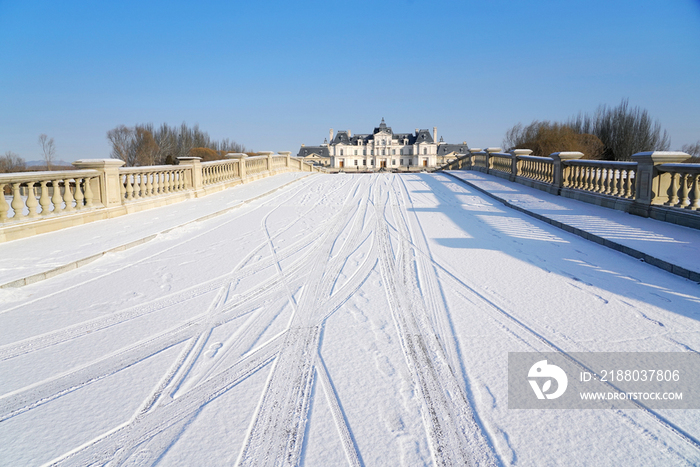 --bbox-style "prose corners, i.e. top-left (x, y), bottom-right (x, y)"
top-left (1, 173), bottom-right (699, 466)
